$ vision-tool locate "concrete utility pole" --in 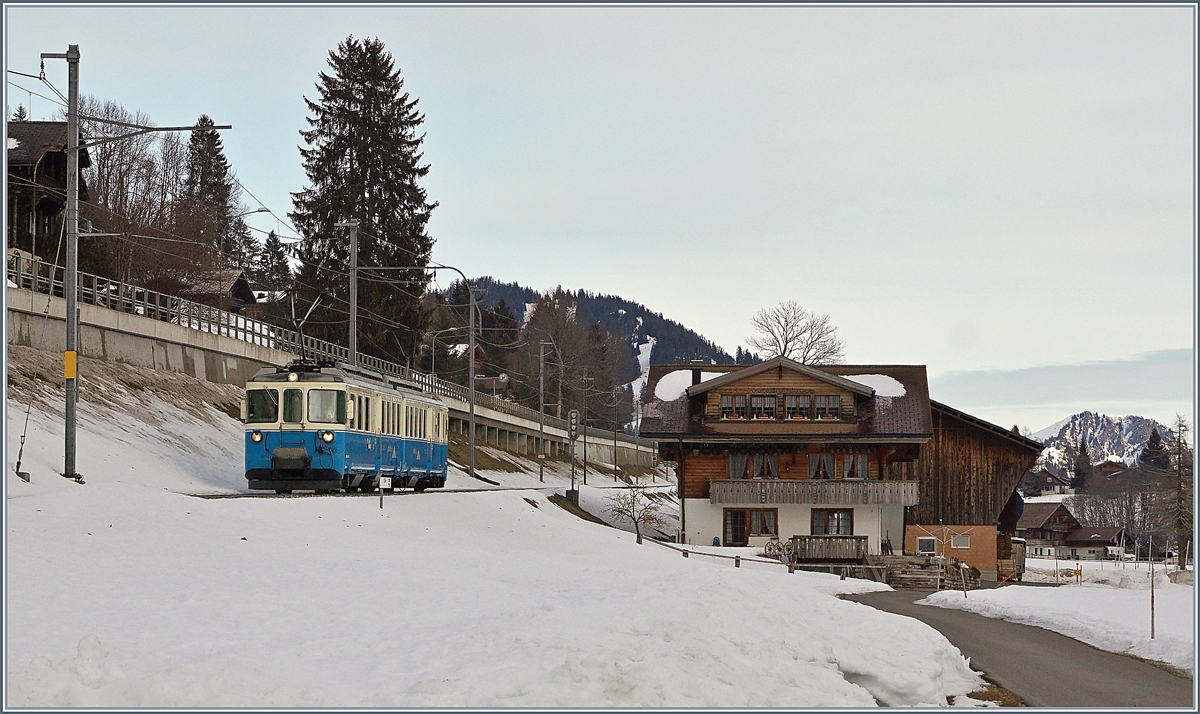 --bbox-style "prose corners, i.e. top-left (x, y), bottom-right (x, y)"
top-left (335, 220), bottom-right (358, 367)
top-left (59, 45), bottom-right (80, 482)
